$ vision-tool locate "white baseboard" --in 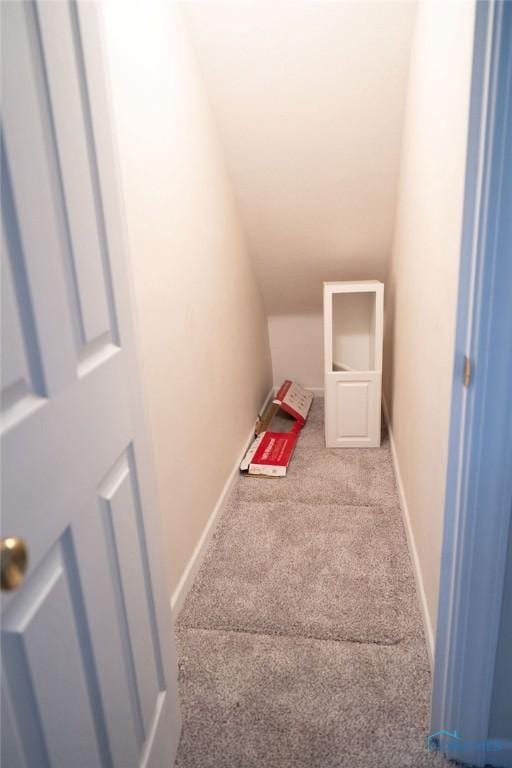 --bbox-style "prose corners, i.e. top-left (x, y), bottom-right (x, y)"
top-left (171, 386), bottom-right (274, 616)
top-left (382, 397), bottom-right (435, 669)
